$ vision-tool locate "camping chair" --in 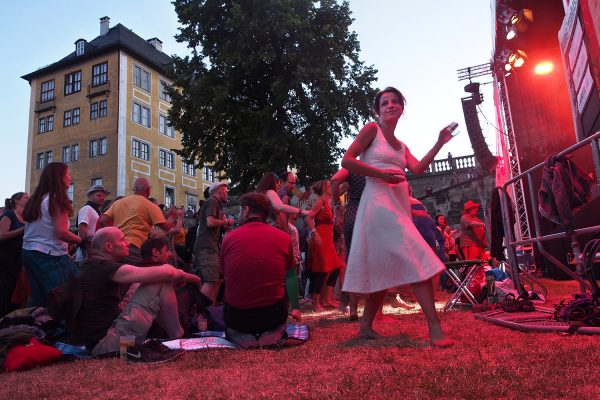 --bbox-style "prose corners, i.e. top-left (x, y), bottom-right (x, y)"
top-left (443, 259), bottom-right (487, 311)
